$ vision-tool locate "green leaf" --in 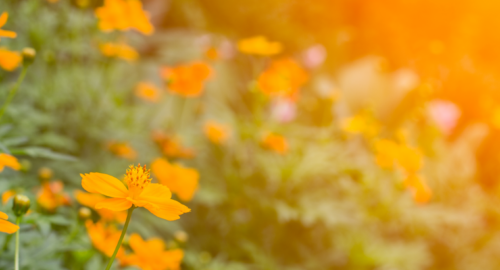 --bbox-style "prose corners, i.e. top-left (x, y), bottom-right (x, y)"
top-left (10, 147), bottom-right (77, 161)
